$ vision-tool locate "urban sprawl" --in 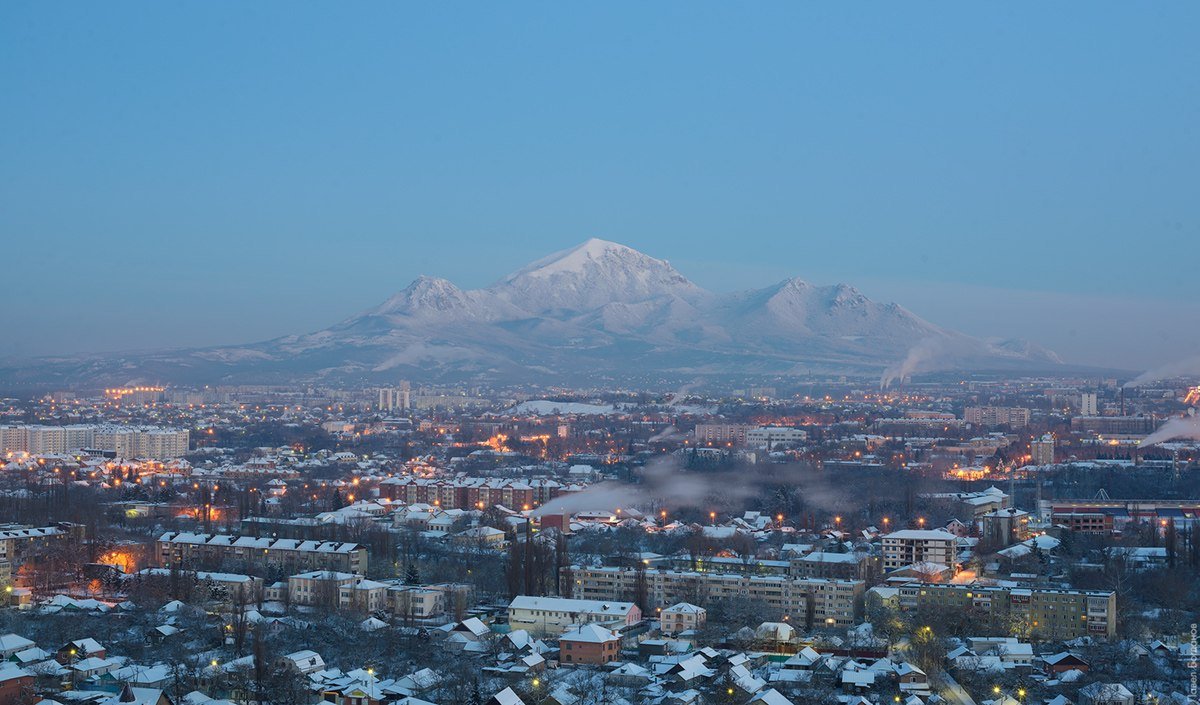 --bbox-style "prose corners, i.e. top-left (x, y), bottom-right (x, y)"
top-left (0, 378), bottom-right (1197, 705)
